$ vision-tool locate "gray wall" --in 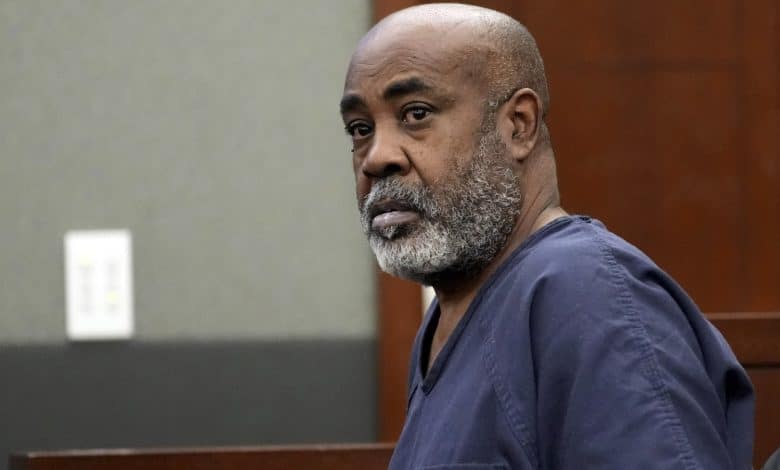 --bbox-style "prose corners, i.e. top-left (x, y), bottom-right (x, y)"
top-left (0, 0), bottom-right (375, 465)
top-left (0, 0), bottom-right (374, 343)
